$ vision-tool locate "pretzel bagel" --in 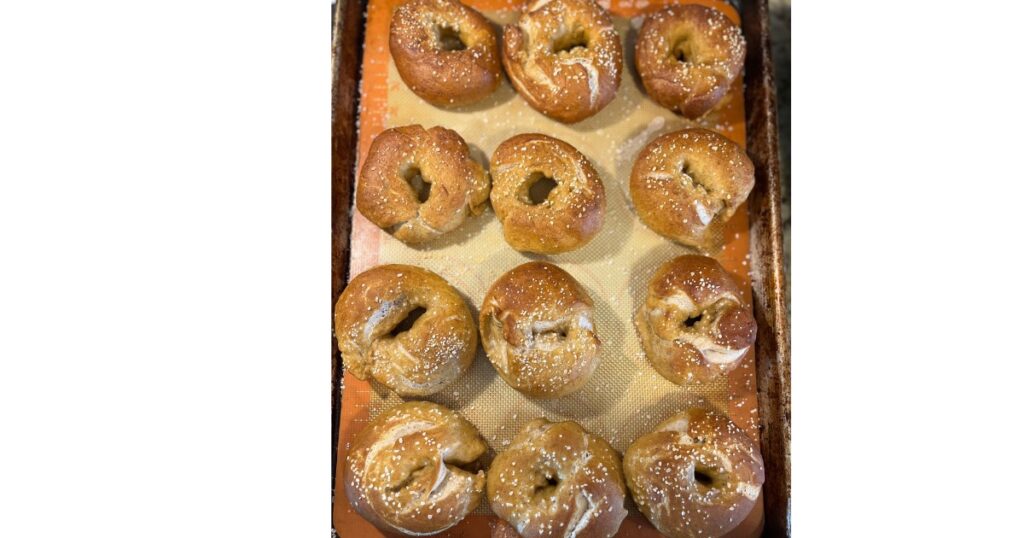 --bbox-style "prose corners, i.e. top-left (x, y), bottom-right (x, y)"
top-left (630, 128), bottom-right (753, 250)
top-left (390, 0), bottom-right (502, 106)
top-left (624, 408), bottom-right (765, 538)
top-left (334, 264), bottom-right (477, 396)
top-left (490, 133), bottom-right (605, 254)
top-left (502, 0), bottom-right (623, 123)
top-left (479, 262), bottom-right (600, 398)
top-left (357, 125), bottom-right (489, 244)
top-left (636, 4), bottom-right (746, 118)
top-left (635, 255), bottom-right (756, 384)
top-left (487, 419), bottom-right (628, 538)
top-left (345, 401), bottom-right (488, 536)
